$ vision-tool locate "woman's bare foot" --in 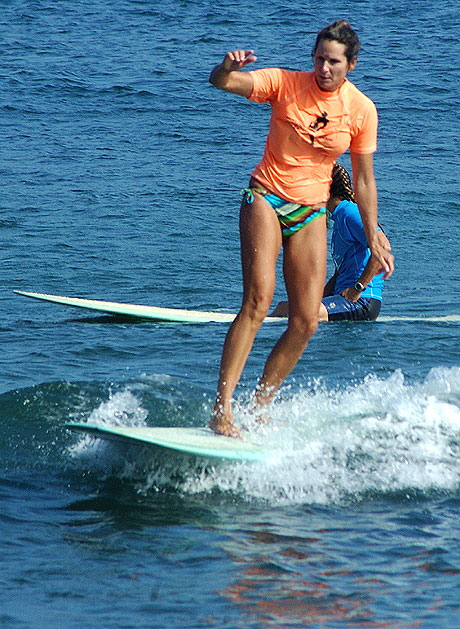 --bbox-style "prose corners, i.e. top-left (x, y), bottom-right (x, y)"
top-left (209, 406), bottom-right (241, 439)
top-left (254, 411), bottom-right (271, 425)
top-left (249, 387), bottom-right (273, 425)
